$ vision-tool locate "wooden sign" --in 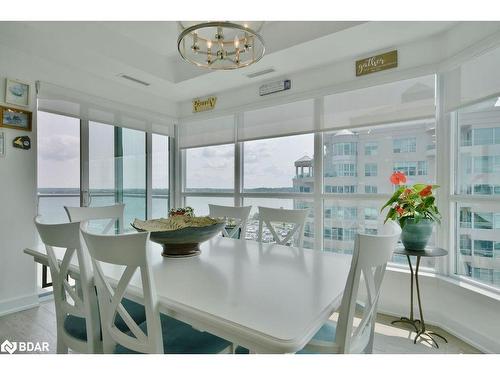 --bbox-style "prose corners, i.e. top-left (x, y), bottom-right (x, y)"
top-left (193, 96), bottom-right (217, 113)
top-left (356, 50), bottom-right (398, 77)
